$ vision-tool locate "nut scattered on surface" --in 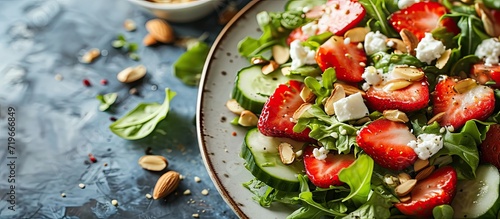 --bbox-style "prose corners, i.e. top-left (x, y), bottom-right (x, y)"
top-left (145, 193), bottom-right (152, 199)
top-left (272, 45), bottom-right (290, 64)
top-left (117, 65), bottom-right (147, 83)
top-left (111, 199), bottom-right (118, 206)
top-left (153, 171), bottom-right (181, 199)
top-left (78, 183), bottom-right (85, 189)
top-left (395, 179), bottom-right (417, 197)
top-left (344, 27), bottom-right (370, 43)
top-left (183, 189), bottom-right (191, 195)
top-left (238, 110), bottom-right (258, 127)
top-left (138, 155), bottom-right (168, 171)
top-left (201, 189), bottom-right (209, 196)
top-left (278, 142), bottom-right (295, 165)
top-left (55, 74), bottom-right (63, 81)
top-left (143, 34), bottom-right (158, 46)
top-left (218, 2), bottom-right (238, 25)
top-left (81, 48), bottom-right (100, 63)
top-left (226, 99), bottom-right (245, 115)
top-left (194, 176), bottom-right (201, 183)
top-left (124, 19), bottom-right (136, 31)
top-left (383, 110), bottom-right (409, 123)
top-left (145, 19), bottom-right (175, 43)
top-left (192, 214), bottom-right (200, 218)
top-left (61, 193), bottom-right (66, 198)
